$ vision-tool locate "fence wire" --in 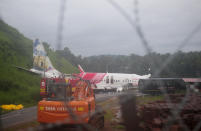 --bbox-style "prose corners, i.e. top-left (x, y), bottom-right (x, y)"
top-left (107, 0), bottom-right (201, 131)
top-left (56, 0), bottom-right (67, 50)
top-left (40, 0), bottom-right (201, 130)
top-left (2, 0), bottom-right (201, 131)
top-left (107, 0), bottom-right (152, 54)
